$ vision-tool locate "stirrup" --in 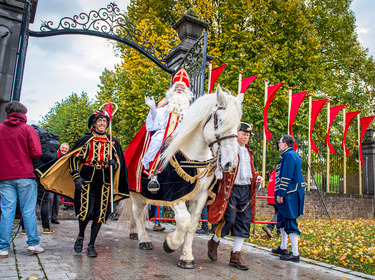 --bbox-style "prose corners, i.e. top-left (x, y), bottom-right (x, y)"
top-left (147, 176), bottom-right (160, 194)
